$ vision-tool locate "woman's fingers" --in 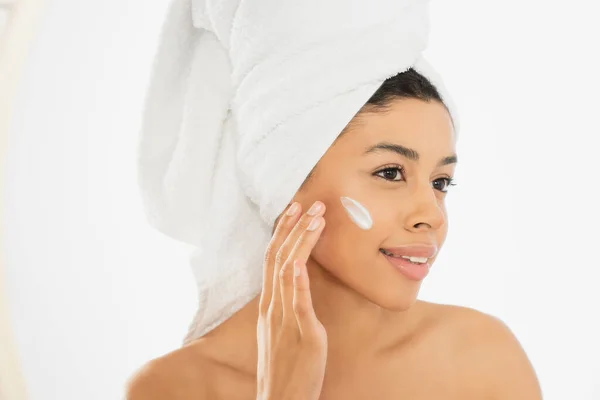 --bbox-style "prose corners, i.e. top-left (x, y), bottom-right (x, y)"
top-left (259, 202), bottom-right (302, 314)
top-left (271, 203), bottom-right (322, 323)
top-left (293, 260), bottom-right (323, 341)
top-left (279, 207), bottom-right (326, 326)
